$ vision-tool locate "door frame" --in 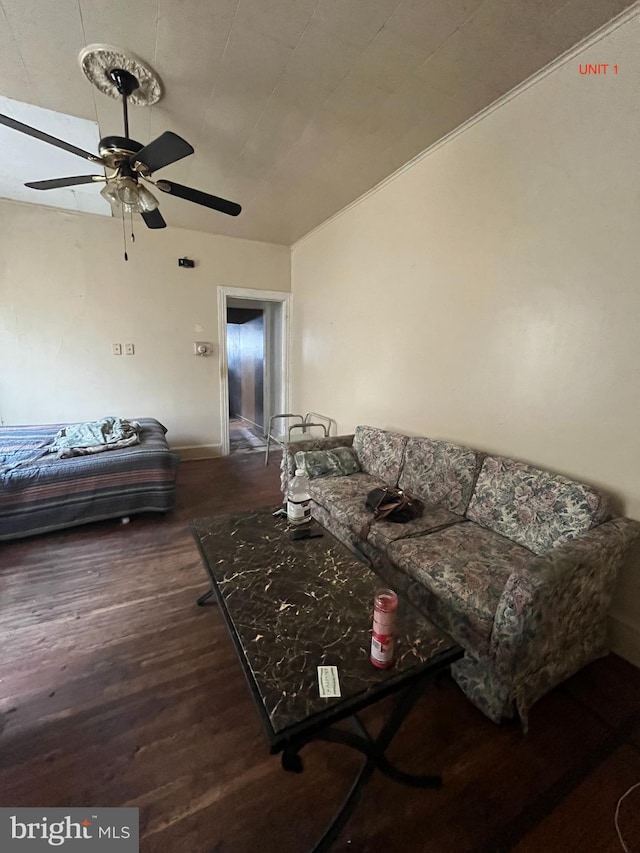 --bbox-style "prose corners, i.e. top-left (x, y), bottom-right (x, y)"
top-left (217, 286), bottom-right (291, 457)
